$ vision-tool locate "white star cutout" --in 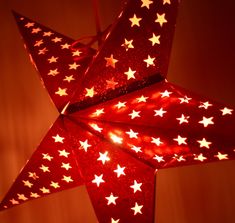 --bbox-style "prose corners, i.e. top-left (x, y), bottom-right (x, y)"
top-left (25, 22), bottom-right (34, 28)
top-left (55, 87), bottom-right (68, 97)
top-left (51, 37), bottom-right (62, 43)
top-left (136, 95), bottom-right (148, 103)
top-left (79, 140), bottom-right (91, 152)
top-left (131, 145), bottom-right (142, 153)
top-left (160, 90), bottom-right (172, 98)
top-left (154, 108), bottom-right (167, 117)
top-left (129, 14), bottom-right (142, 27)
top-left (151, 137), bottom-right (163, 146)
top-left (28, 172), bottom-right (39, 180)
top-left (48, 68), bottom-right (59, 76)
top-left (43, 31), bottom-right (53, 37)
top-left (173, 154), bottom-right (186, 162)
top-left (69, 62), bottom-right (79, 70)
top-left (122, 38), bottom-right (134, 51)
top-left (126, 129), bottom-right (138, 138)
top-left (62, 175), bottom-right (73, 183)
top-left (39, 165), bottom-right (50, 173)
top-left (97, 151), bottom-right (110, 164)
top-left (131, 202), bottom-right (143, 215)
top-left (22, 180), bottom-right (33, 188)
top-left (105, 54), bottom-right (118, 68)
top-left (47, 56), bottom-right (58, 63)
top-left (58, 150), bottom-right (70, 158)
top-left (42, 153), bottom-right (53, 161)
top-left (199, 117), bottom-right (214, 127)
top-left (92, 174), bottom-right (105, 187)
top-left (17, 194), bottom-right (28, 201)
top-left (155, 13), bottom-right (167, 27)
top-left (149, 33), bottom-right (160, 46)
top-left (144, 55), bottom-right (155, 67)
top-left (197, 138), bottom-right (212, 149)
top-left (115, 101), bottom-right (126, 109)
top-left (179, 96), bottom-right (192, 104)
top-left (40, 187), bottom-right (50, 194)
top-left (34, 39), bottom-right (43, 47)
top-left (221, 107), bottom-right (233, 116)
top-left (105, 193), bottom-right (118, 205)
top-left (61, 43), bottom-right (70, 49)
top-left (50, 181), bottom-right (60, 189)
top-left (38, 47), bottom-right (48, 55)
top-left (141, 0), bottom-right (153, 9)
top-left (194, 153), bottom-right (207, 162)
top-left (10, 199), bottom-right (19, 205)
top-left (63, 75), bottom-right (75, 82)
top-left (153, 154), bottom-right (164, 162)
top-left (130, 180), bottom-right (142, 193)
top-left (72, 50), bottom-right (82, 56)
top-left (129, 110), bottom-right (140, 119)
top-left (114, 164), bottom-right (126, 177)
top-left (124, 67), bottom-right (136, 80)
top-left (214, 152), bottom-right (228, 160)
top-left (163, 0), bottom-right (171, 4)
top-left (92, 108), bottom-right (104, 116)
top-left (85, 87), bottom-right (96, 97)
top-left (52, 134), bottom-right (64, 143)
top-left (32, 27), bottom-right (41, 34)
top-left (30, 192), bottom-right (40, 198)
top-left (174, 135), bottom-right (187, 145)
top-left (61, 163), bottom-right (72, 170)
top-left (199, 101), bottom-right (212, 109)
top-left (176, 114), bottom-right (189, 124)
top-left (89, 123), bottom-right (103, 132)
top-left (111, 218), bottom-right (120, 223)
